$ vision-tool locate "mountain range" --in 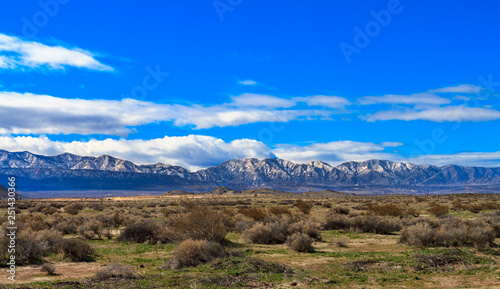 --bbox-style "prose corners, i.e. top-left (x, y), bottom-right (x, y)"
top-left (1, 150), bottom-right (499, 196)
